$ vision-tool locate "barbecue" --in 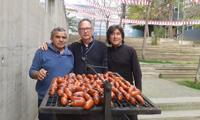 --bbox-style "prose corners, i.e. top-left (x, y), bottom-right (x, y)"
top-left (39, 72), bottom-right (161, 120)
